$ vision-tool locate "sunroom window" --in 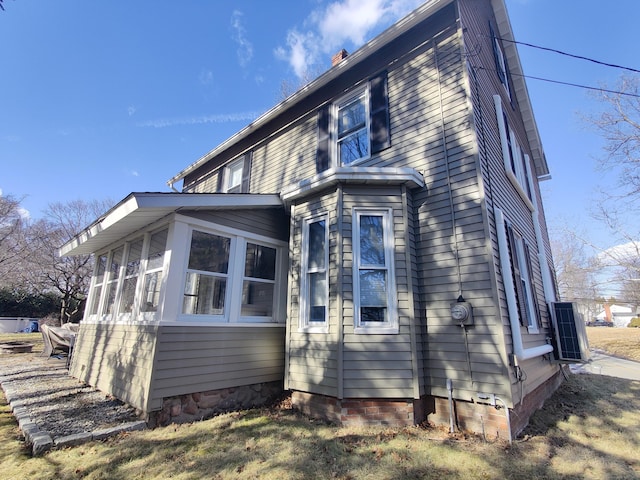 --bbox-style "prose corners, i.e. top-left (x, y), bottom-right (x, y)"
top-left (88, 254), bottom-right (107, 315)
top-left (182, 230), bottom-right (231, 316)
top-left (241, 243), bottom-right (277, 317)
top-left (119, 238), bottom-right (143, 314)
top-left (140, 228), bottom-right (168, 313)
top-left (103, 246), bottom-right (123, 315)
